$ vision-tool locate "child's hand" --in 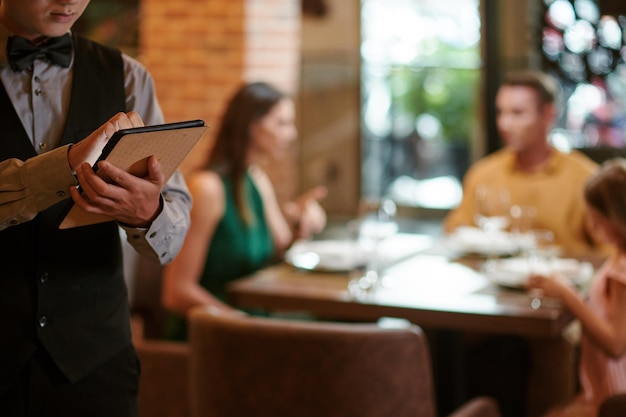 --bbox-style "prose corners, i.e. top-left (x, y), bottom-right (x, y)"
top-left (526, 273), bottom-right (571, 299)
